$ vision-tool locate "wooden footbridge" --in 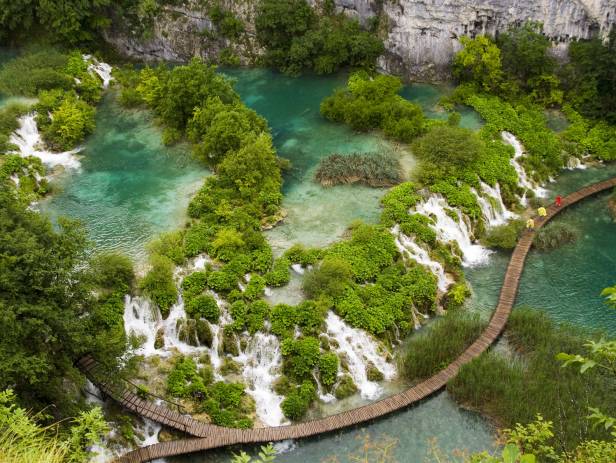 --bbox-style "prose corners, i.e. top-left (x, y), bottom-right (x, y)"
top-left (79, 177), bottom-right (616, 463)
